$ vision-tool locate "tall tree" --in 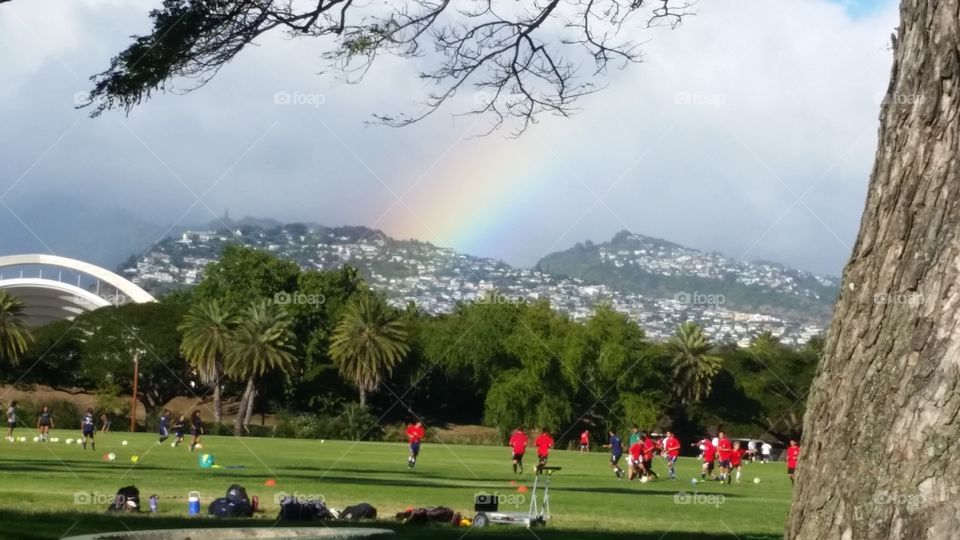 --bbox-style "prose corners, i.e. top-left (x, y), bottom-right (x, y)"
top-left (178, 299), bottom-right (238, 424)
top-left (0, 291), bottom-right (31, 366)
top-left (225, 300), bottom-right (297, 434)
top-left (788, 2), bottom-right (960, 538)
top-left (666, 322), bottom-right (722, 406)
top-left (329, 293), bottom-right (409, 407)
